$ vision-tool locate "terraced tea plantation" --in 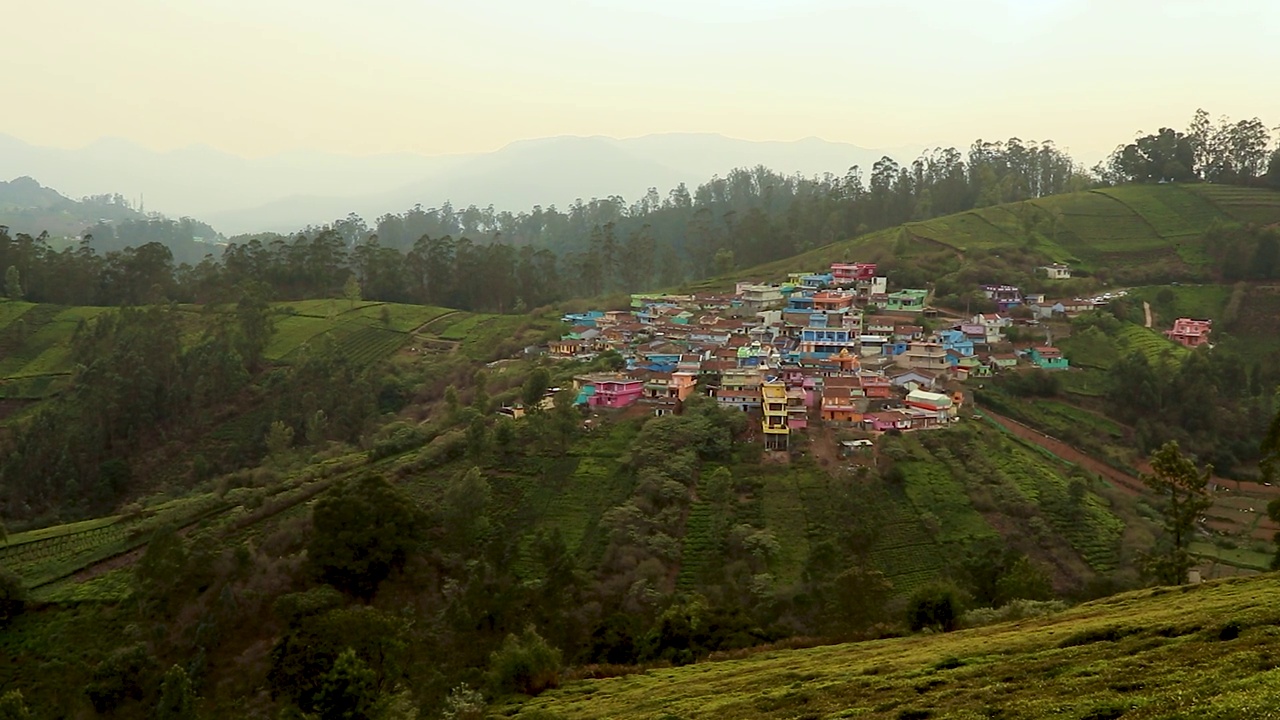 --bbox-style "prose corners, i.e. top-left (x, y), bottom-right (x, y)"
top-left (734, 184), bottom-right (1280, 284)
top-left (0, 494), bottom-right (233, 599)
top-left (504, 575), bottom-right (1280, 719)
